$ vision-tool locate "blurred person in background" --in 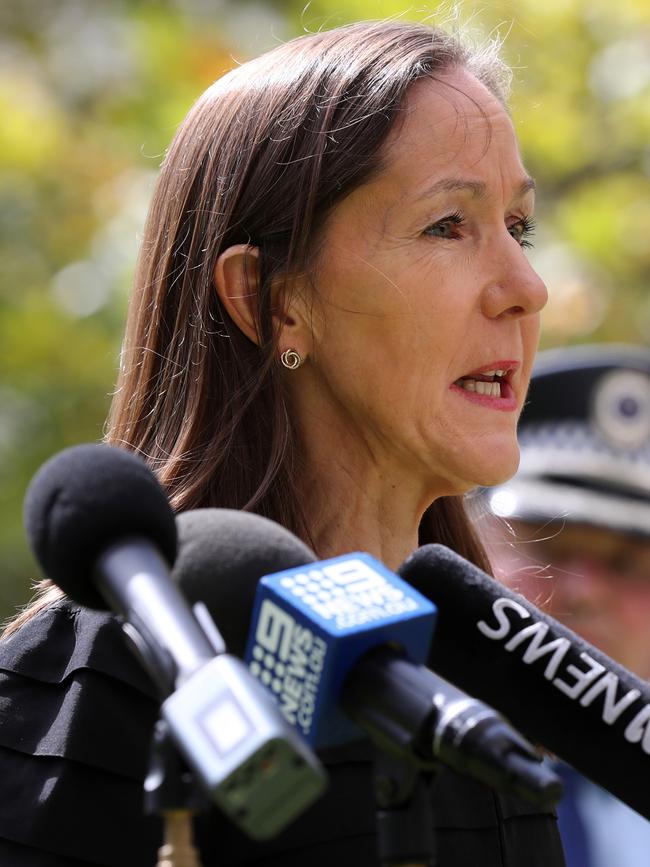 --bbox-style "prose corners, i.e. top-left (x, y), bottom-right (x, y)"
top-left (480, 344), bottom-right (650, 867)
